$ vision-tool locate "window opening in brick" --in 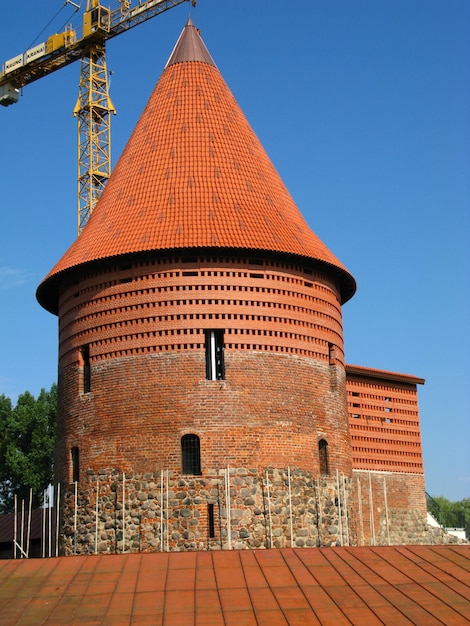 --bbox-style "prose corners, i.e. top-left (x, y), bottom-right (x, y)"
top-left (181, 434), bottom-right (201, 475)
top-left (205, 330), bottom-right (224, 380)
top-left (328, 343), bottom-right (335, 364)
top-left (71, 447), bottom-right (79, 483)
top-left (318, 439), bottom-right (329, 475)
top-left (81, 345), bottom-right (91, 393)
top-left (208, 503), bottom-right (215, 538)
